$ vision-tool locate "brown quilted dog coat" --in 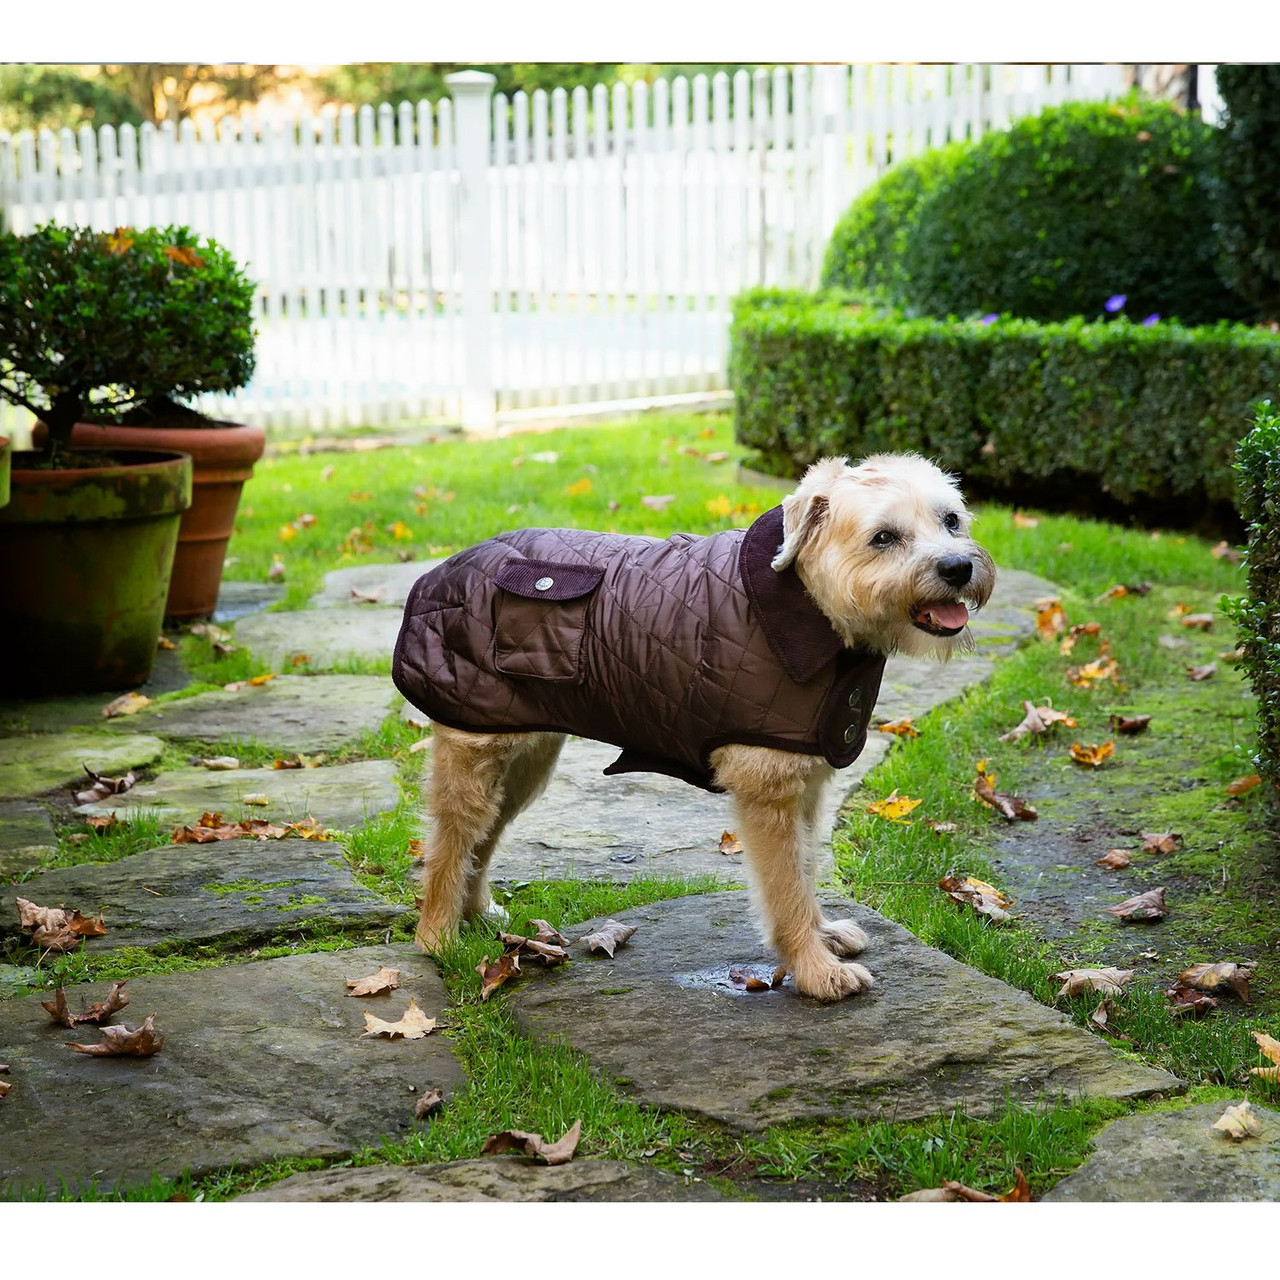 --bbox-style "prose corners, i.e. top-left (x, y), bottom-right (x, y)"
top-left (392, 506), bottom-right (886, 792)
